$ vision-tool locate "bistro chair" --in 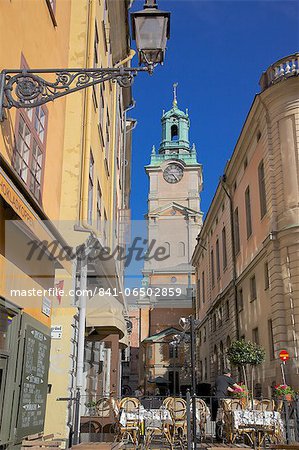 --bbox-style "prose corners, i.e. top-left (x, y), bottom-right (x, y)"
top-left (119, 396), bottom-right (141, 412)
top-left (255, 399), bottom-right (275, 411)
top-left (143, 407), bottom-right (174, 450)
top-left (164, 397), bottom-right (187, 447)
top-left (220, 398), bottom-right (244, 443)
top-left (195, 398), bottom-right (210, 438)
top-left (117, 397), bottom-right (141, 445)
